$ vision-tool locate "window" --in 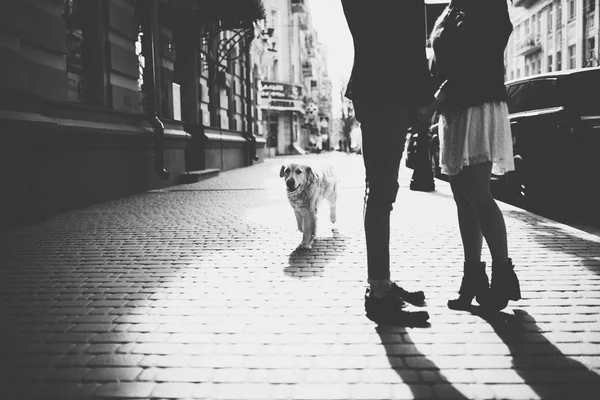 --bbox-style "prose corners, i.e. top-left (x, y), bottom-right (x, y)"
top-left (568, 44), bottom-right (576, 69)
top-left (525, 19), bottom-right (530, 35)
top-left (525, 63), bottom-right (530, 77)
top-left (587, 37), bottom-right (596, 66)
top-left (557, 50), bottom-right (562, 70)
top-left (548, 54), bottom-right (553, 72)
top-left (556, 0), bottom-right (562, 30)
top-left (568, 0), bottom-right (576, 20)
top-left (548, 4), bottom-right (554, 33)
top-left (63, 0), bottom-right (89, 104)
